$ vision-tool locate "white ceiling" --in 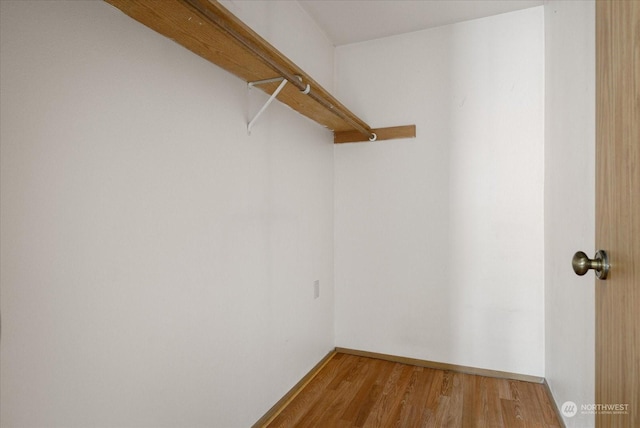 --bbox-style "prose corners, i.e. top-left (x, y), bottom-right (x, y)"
top-left (298, 0), bottom-right (544, 46)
